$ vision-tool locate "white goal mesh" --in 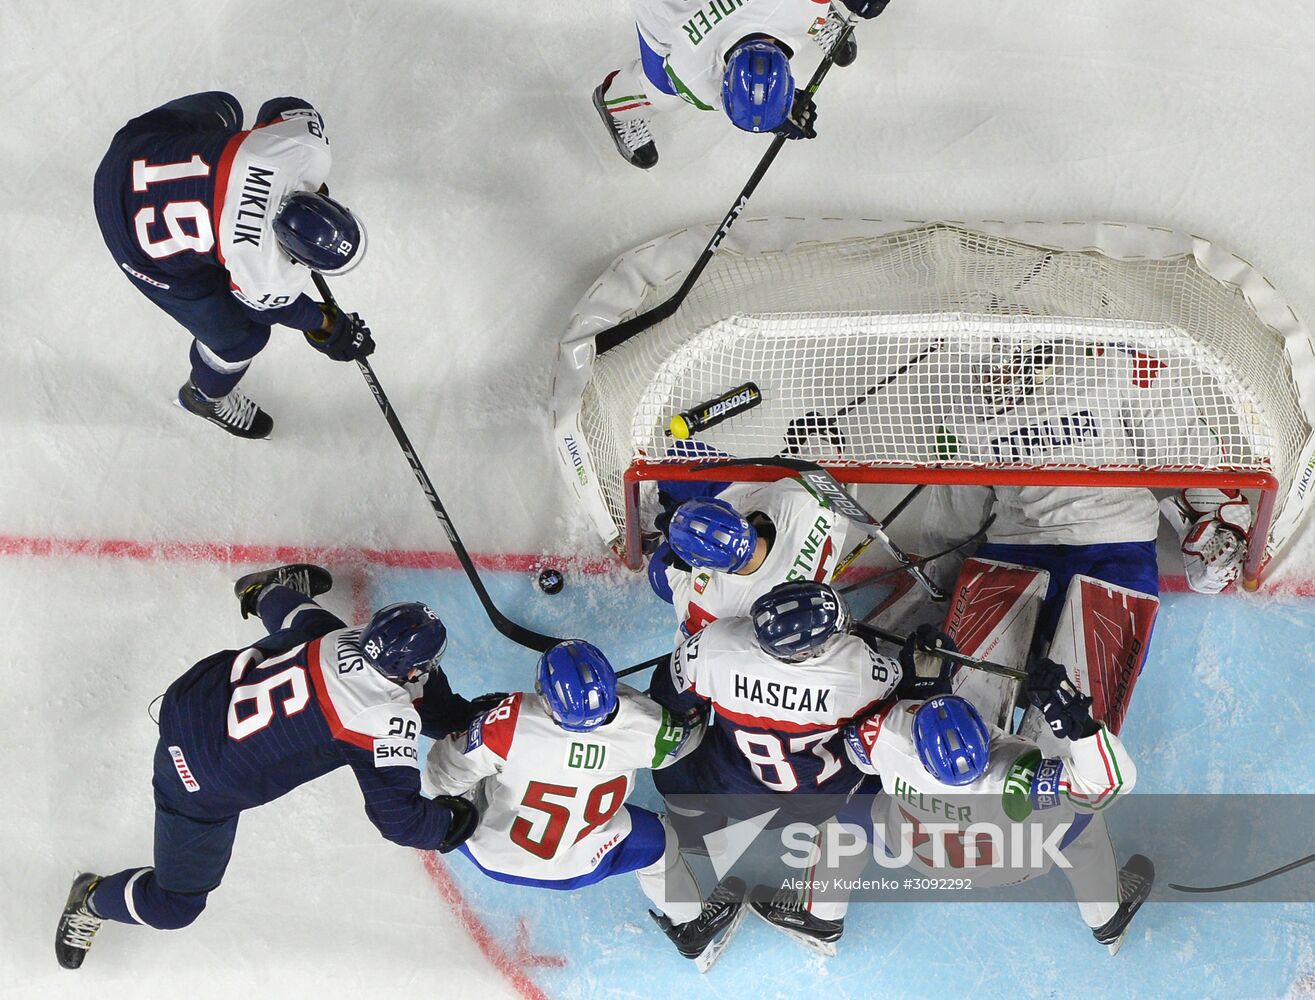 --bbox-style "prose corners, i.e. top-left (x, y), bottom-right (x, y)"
top-left (555, 220), bottom-right (1315, 583)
